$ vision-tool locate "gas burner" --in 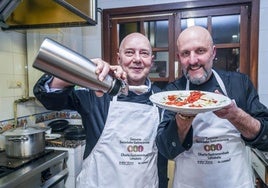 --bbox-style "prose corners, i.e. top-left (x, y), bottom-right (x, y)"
top-left (0, 149), bottom-right (54, 168)
top-left (0, 149), bottom-right (54, 178)
top-left (0, 167), bottom-right (13, 178)
top-left (0, 149), bottom-right (67, 187)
